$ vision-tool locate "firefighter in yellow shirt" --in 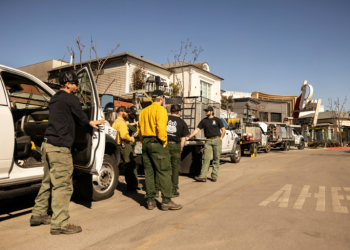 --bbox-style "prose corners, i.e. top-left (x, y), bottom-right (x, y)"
top-left (138, 90), bottom-right (182, 211)
top-left (112, 106), bottom-right (138, 191)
